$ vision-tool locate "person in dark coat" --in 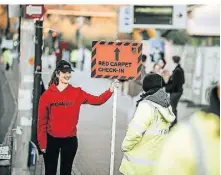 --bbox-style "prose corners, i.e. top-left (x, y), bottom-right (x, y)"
top-left (166, 56), bottom-right (185, 128)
